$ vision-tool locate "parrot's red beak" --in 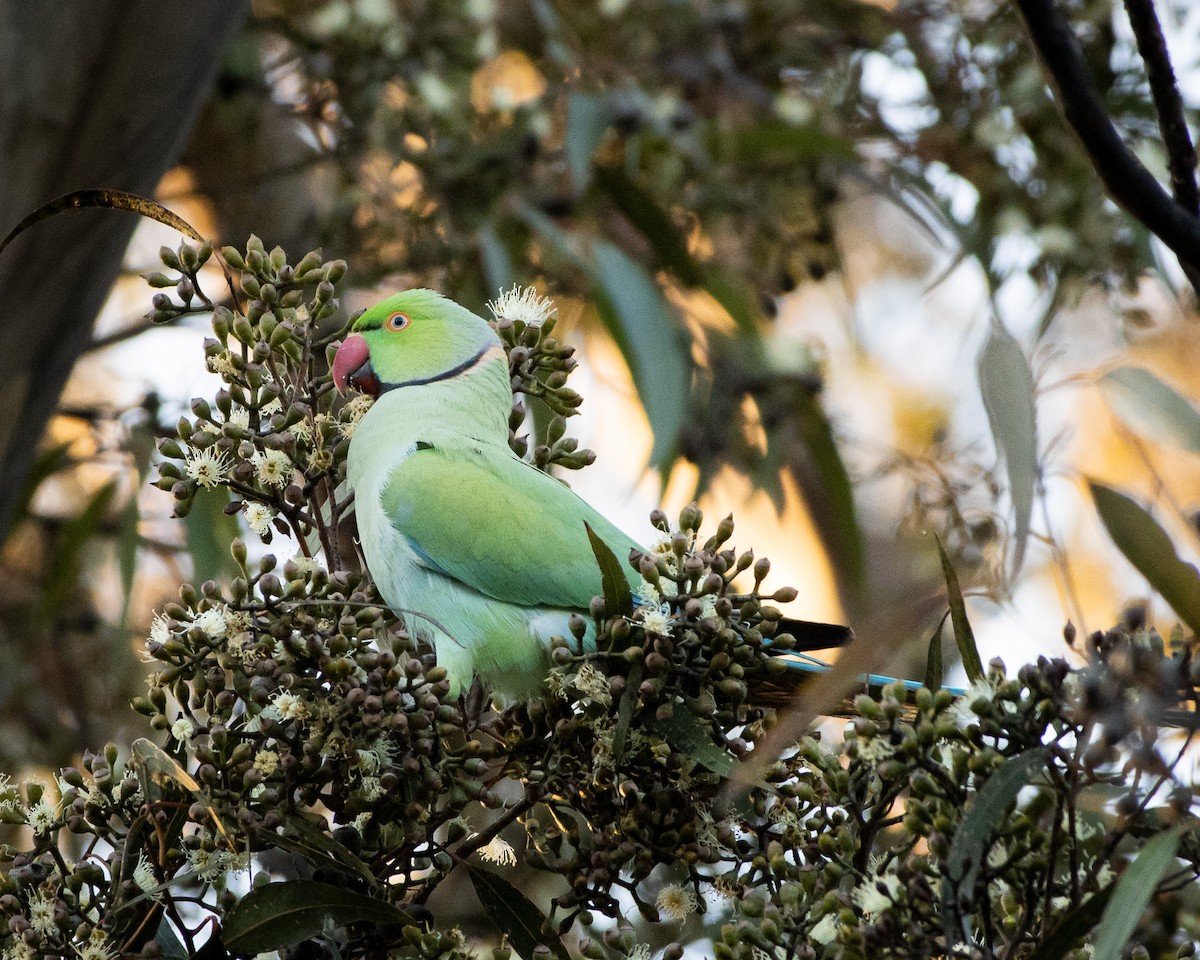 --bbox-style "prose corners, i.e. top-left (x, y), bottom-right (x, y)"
top-left (333, 334), bottom-right (380, 397)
